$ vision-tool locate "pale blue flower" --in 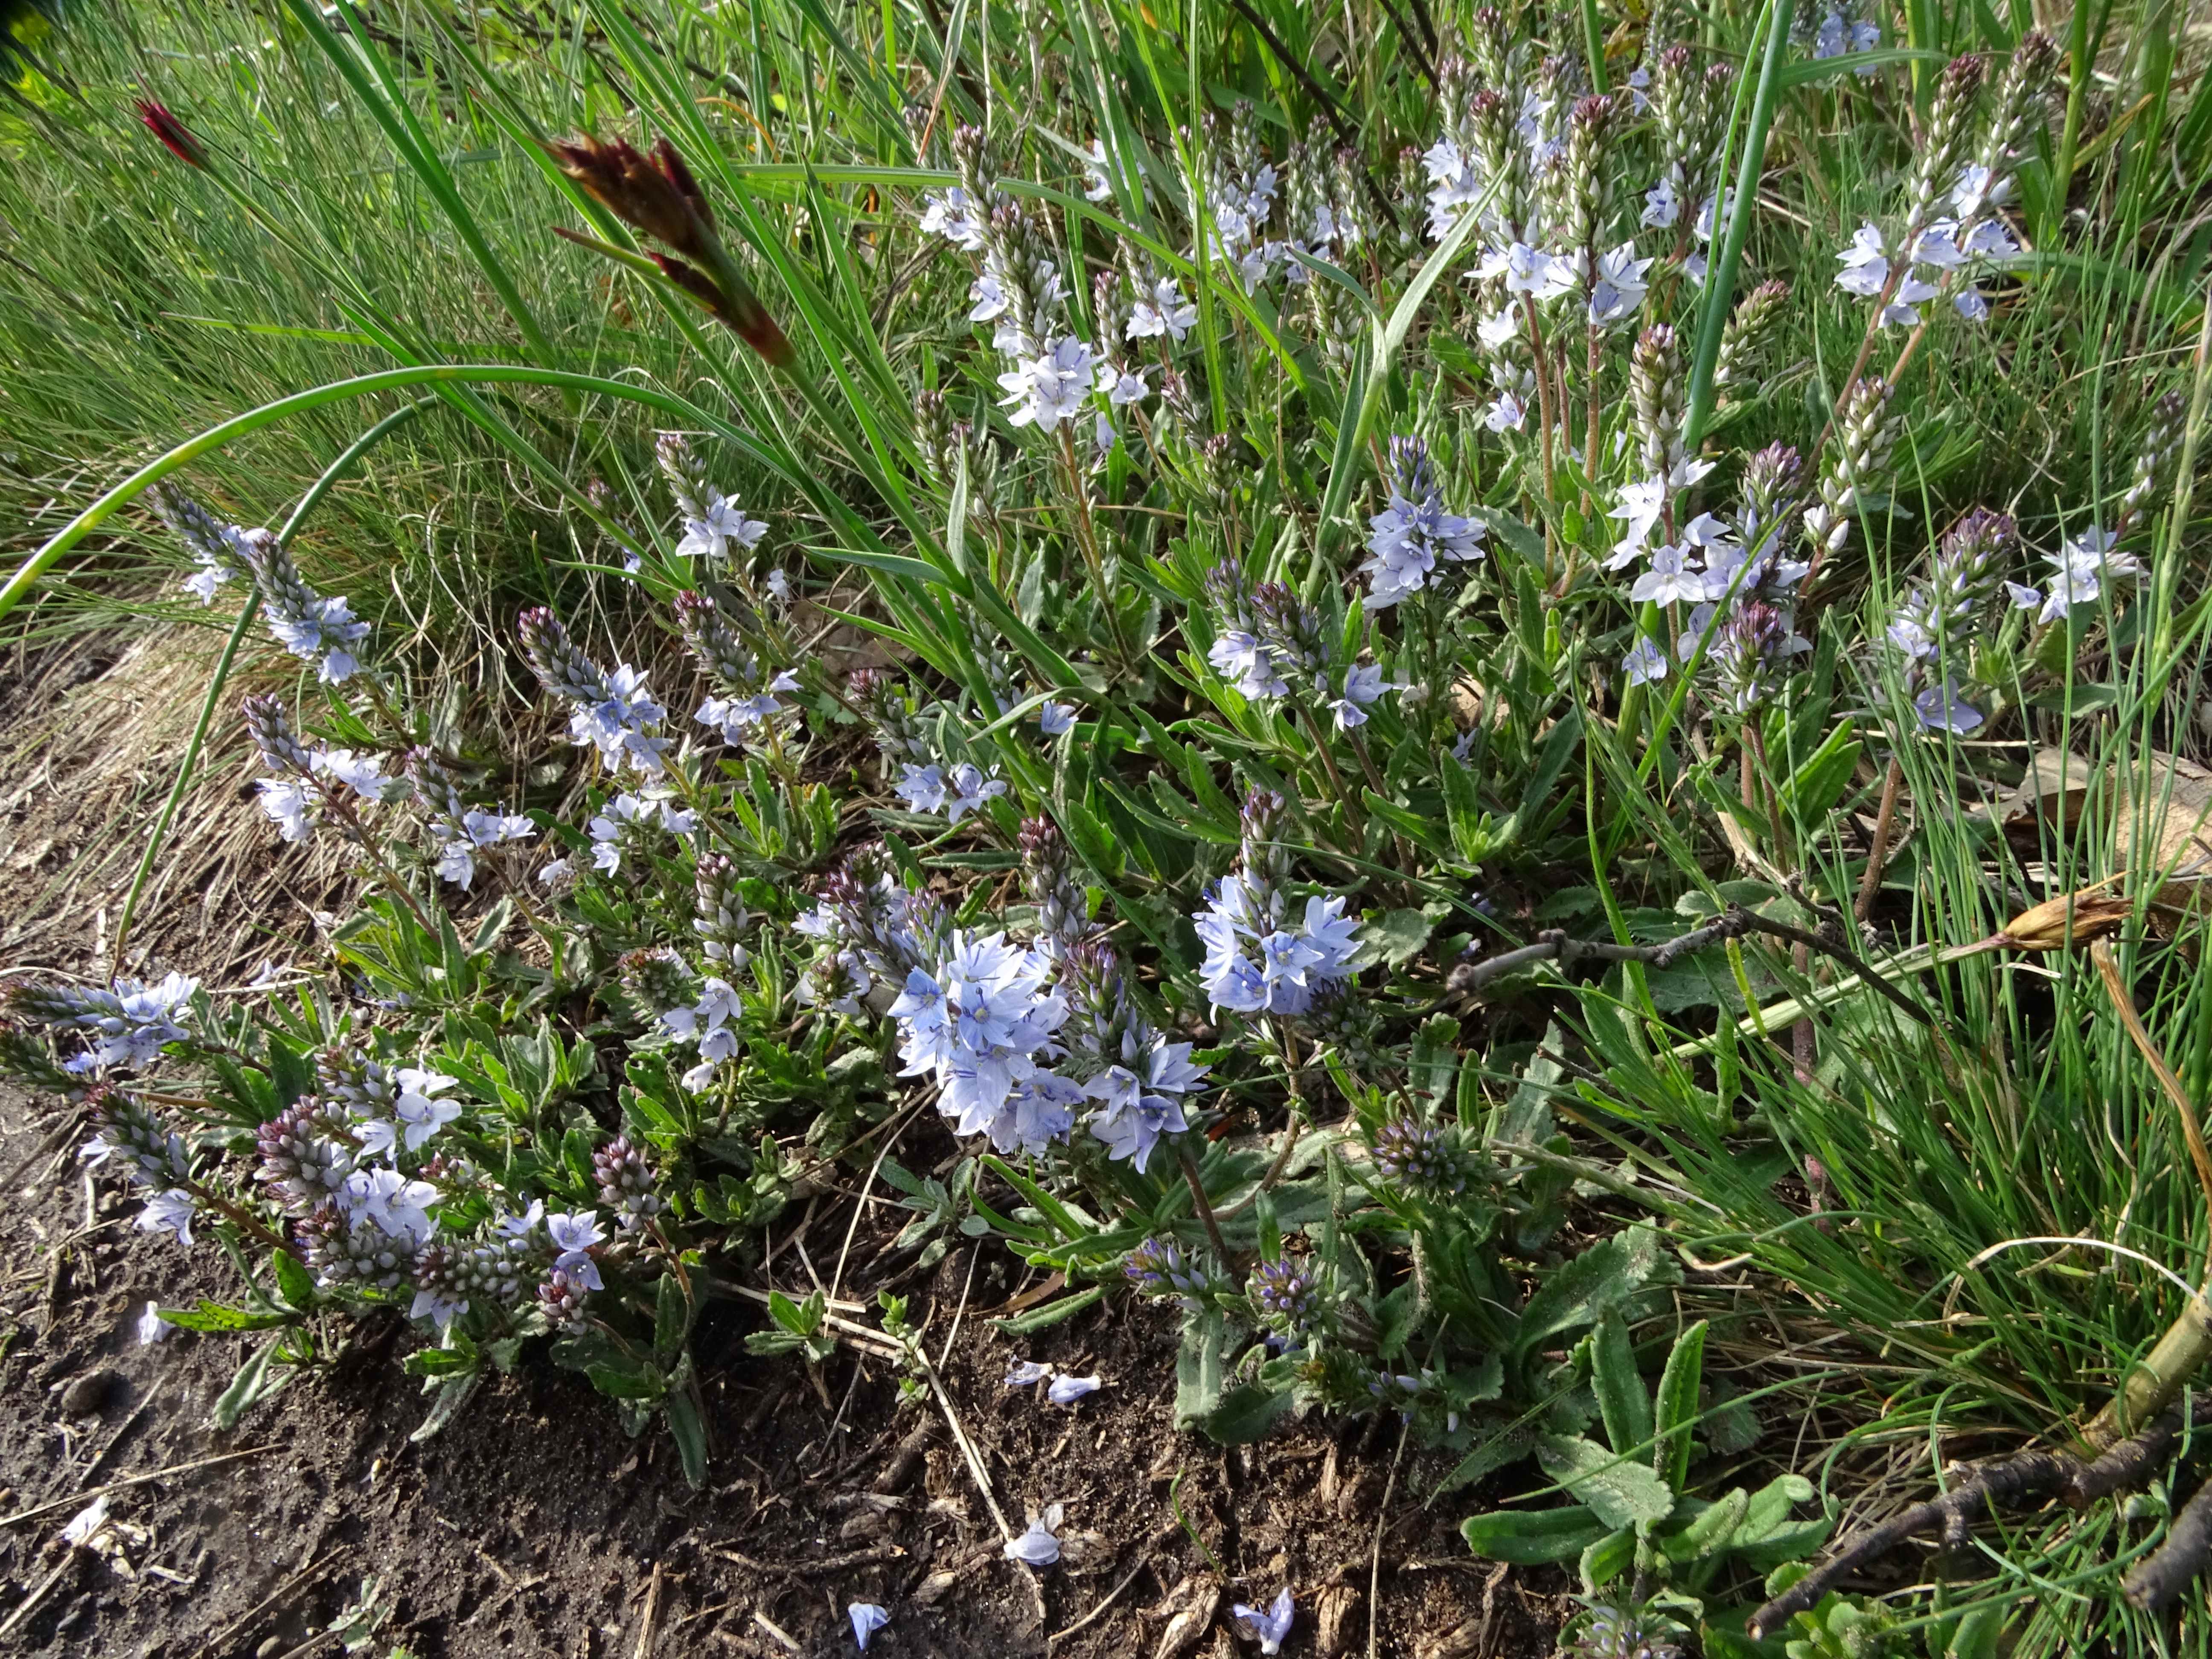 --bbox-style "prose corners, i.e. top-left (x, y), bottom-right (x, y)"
top-left (848, 1603), bottom-right (891, 1650)
top-left (1233, 1587), bottom-right (1296, 1655)
top-left (136, 1189), bottom-right (197, 1249)
top-left (1004, 1505), bottom-right (1063, 1566)
top-left (1621, 637), bottom-right (1669, 687)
